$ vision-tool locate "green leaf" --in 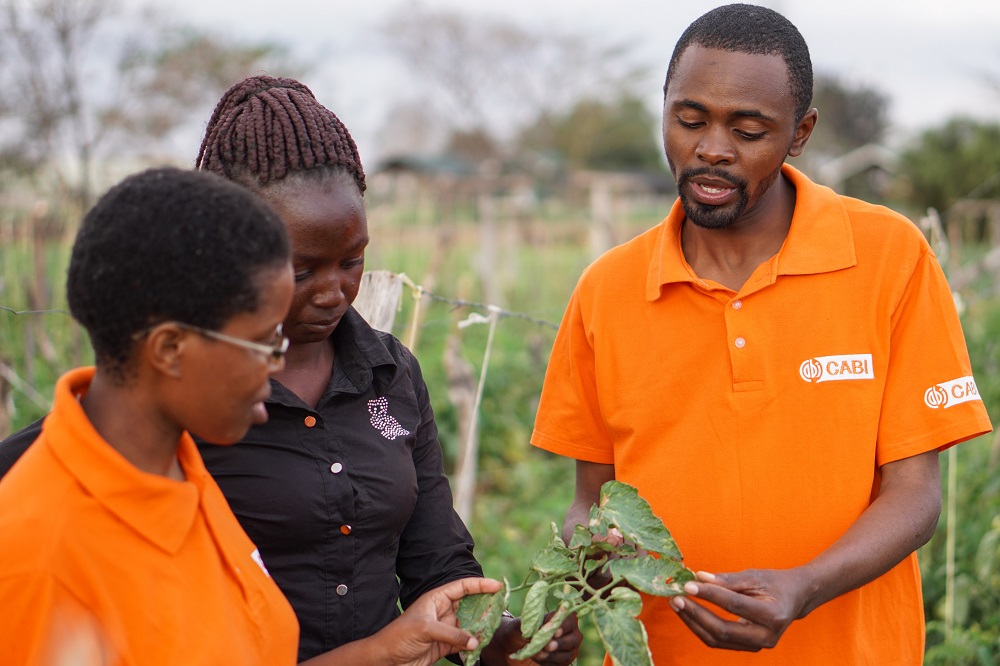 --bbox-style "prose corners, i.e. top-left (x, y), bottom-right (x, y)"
top-left (606, 555), bottom-right (695, 597)
top-left (607, 586), bottom-right (643, 615)
top-left (457, 578), bottom-right (509, 664)
top-left (552, 582), bottom-right (584, 605)
top-left (594, 602), bottom-right (653, 666)
top-left (589, 480), bottom-right (683, 559)
top-left (510, 602), bottom-right (573, 660)
top-left (672, 566), bottom-right (697, 585)
top-left (520, 579), bottom-right (550, 637)
top-left (585, 539), bottom-right (626, 555)
top-left (569, 523), bottom-right (593, 550)
top-left (490, 481), bottom-right (691, 664)
top-left (585, 543), bottom-right (638, 565)
top-left (531, 529), bottom-right (578, 578)
top-left (547, 520), bottom-right (569, 548)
